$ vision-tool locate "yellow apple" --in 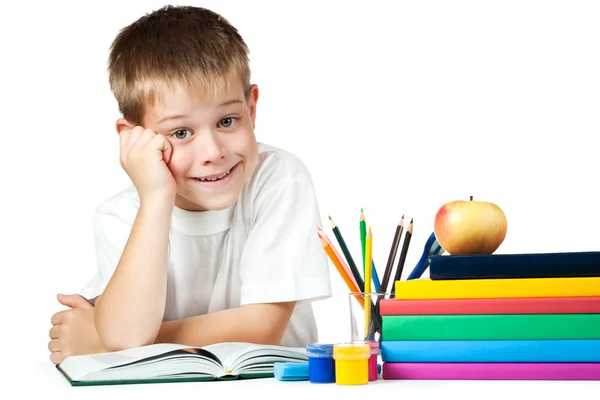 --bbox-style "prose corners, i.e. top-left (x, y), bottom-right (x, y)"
top-left (434, 196), bottom-right (507, 255)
